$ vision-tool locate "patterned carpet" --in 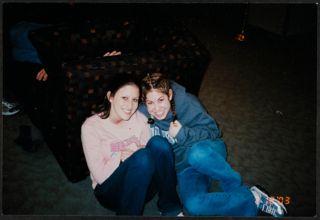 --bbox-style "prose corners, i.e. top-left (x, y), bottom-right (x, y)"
top-left (2, 13), bottom-right (317, 217)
